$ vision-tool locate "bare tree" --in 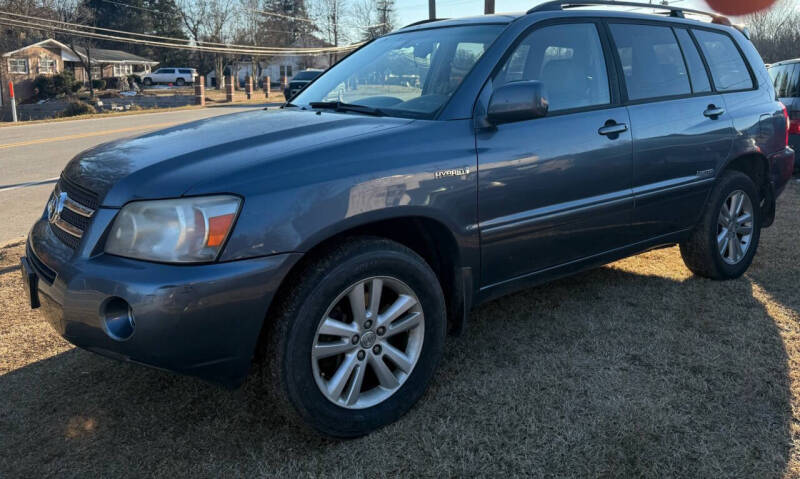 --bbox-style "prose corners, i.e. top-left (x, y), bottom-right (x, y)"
top-left (313, 0), bottom-right (349, 63)
top-left (743, 0), bottom-right (800, 63)
top-left (352, 0), bottom-right (394, 40)
top-left (202, 0), bottom-right (235, 88)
